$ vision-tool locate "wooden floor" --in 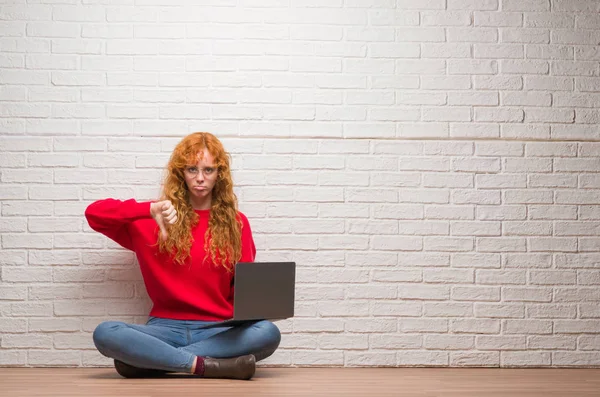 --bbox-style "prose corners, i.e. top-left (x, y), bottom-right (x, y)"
top-left (2, 367), bottom-right (600, 397)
